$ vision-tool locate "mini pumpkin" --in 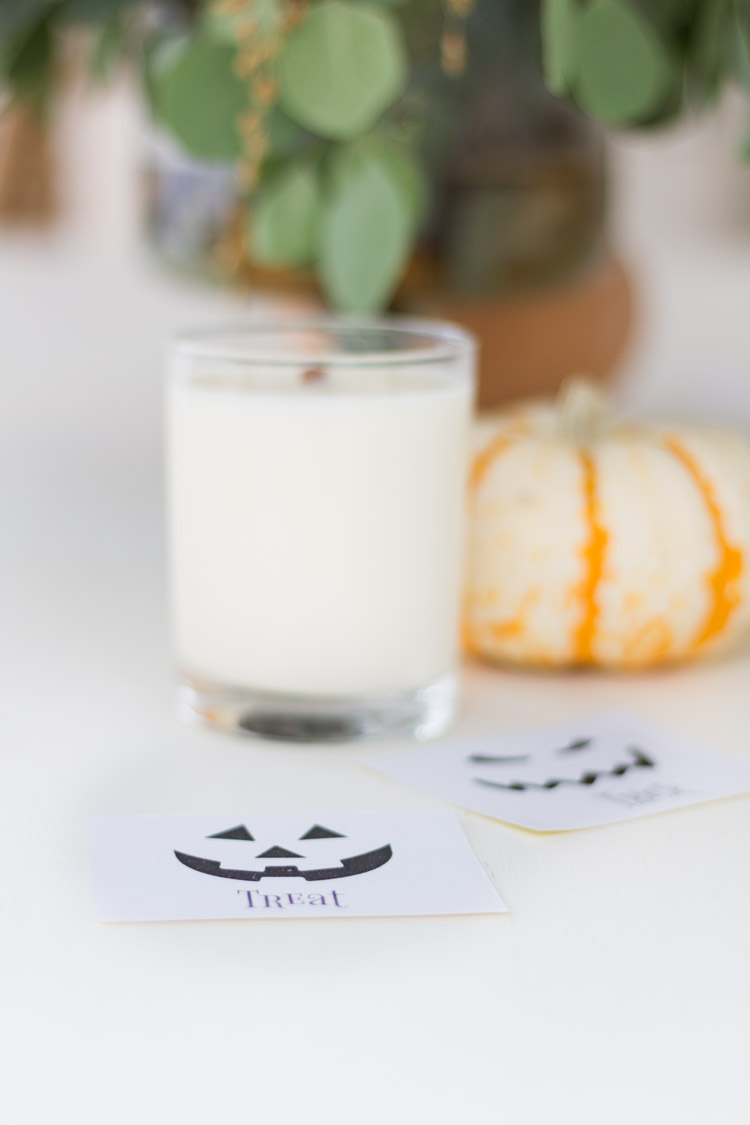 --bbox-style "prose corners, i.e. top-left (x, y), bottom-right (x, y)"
top-left (465, 380), bottom-right (750, 669)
